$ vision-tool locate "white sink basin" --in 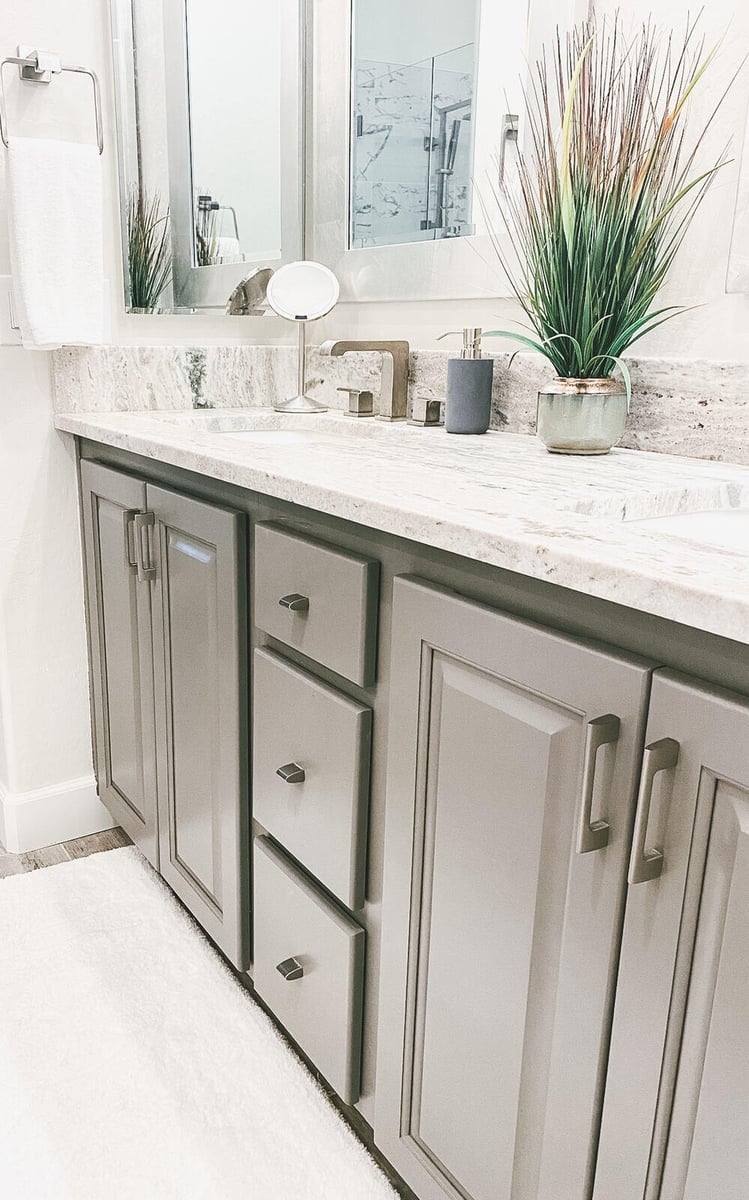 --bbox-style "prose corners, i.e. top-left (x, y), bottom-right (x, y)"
top-left (150, 409), bottom-right (383, 442)
top-left (629, 508), bottom-right (749, 553)
top-left (225, 428), bottom-right (339, 446)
